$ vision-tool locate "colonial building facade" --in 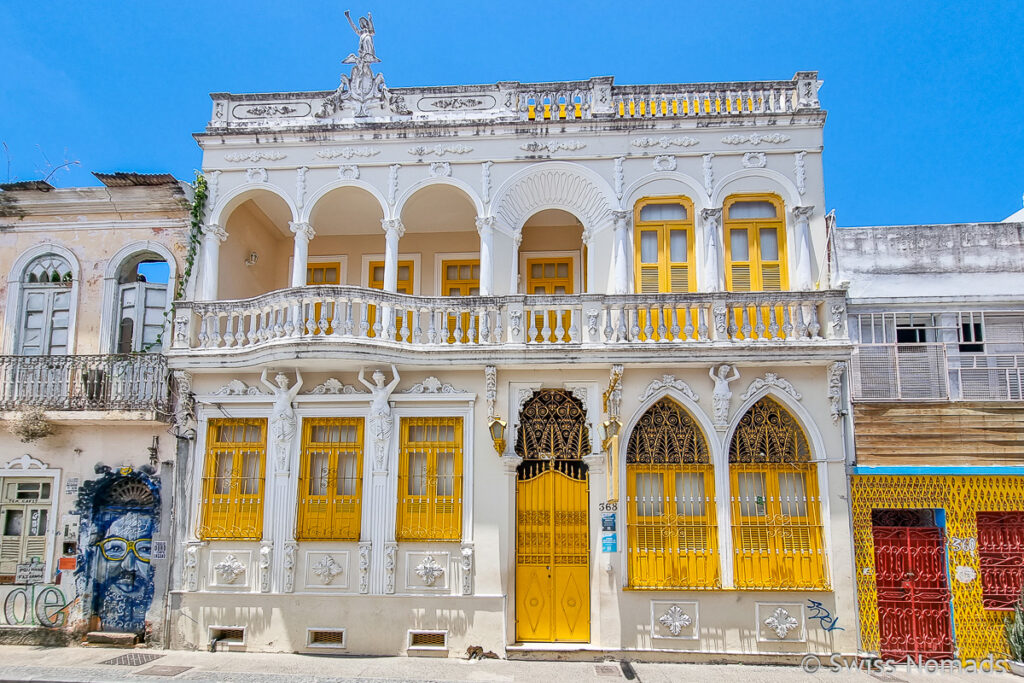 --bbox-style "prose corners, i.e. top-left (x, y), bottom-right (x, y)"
top-left (0, 175), bottom-right (190, 643)
top-left (165, 18), bottom-right (857, 657)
